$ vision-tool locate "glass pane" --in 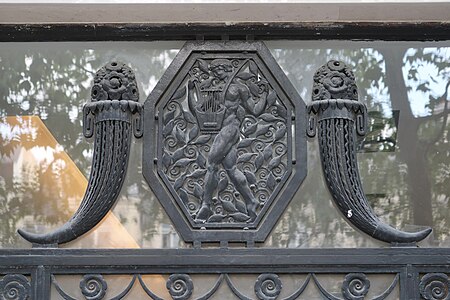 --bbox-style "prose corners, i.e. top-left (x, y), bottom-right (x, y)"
top-left (264, 40), bottom-right (450, 248)
top-left (1, 40), bottom-right (449, 248)
top-left (0, 41), bottom-right (185, 248)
